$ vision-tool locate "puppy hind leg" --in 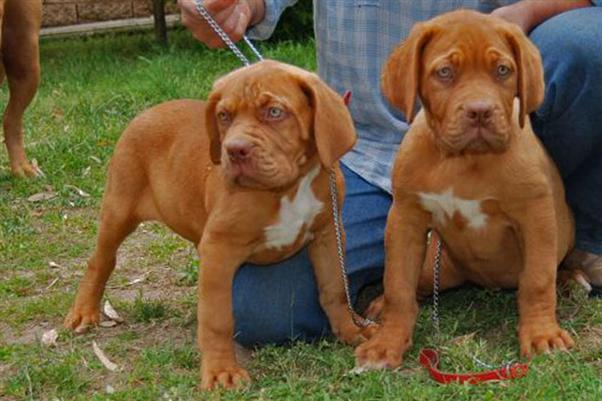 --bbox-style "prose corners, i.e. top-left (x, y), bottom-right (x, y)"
top-left (65, 205), bottom-right (139, 332)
